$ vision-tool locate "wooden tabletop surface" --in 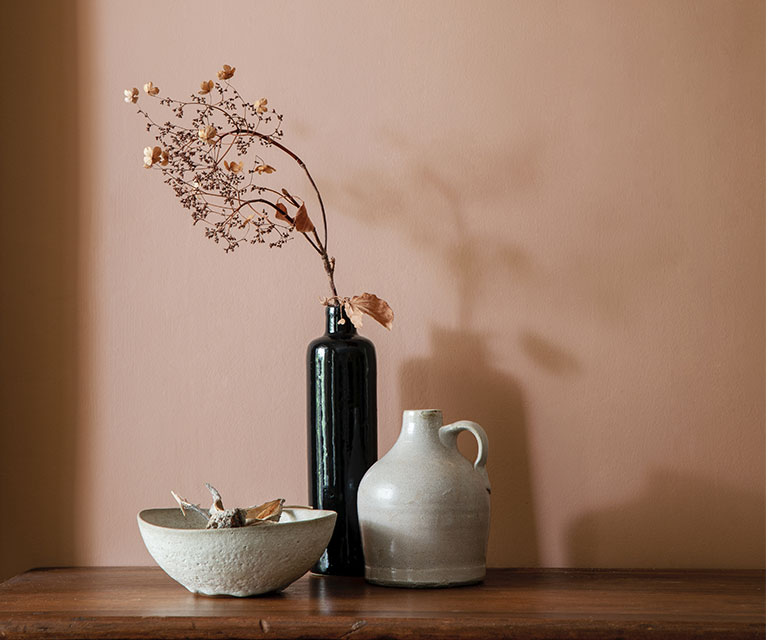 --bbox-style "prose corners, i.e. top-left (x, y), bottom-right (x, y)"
top-left (0, 567), bottom-right (763, 639)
